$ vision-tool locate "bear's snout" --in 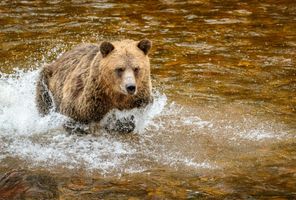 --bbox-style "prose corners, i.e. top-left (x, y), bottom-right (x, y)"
top-left (126, 84), bottom-right (136, 95)
top-left (122, 69), bottom-right (137, 95)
